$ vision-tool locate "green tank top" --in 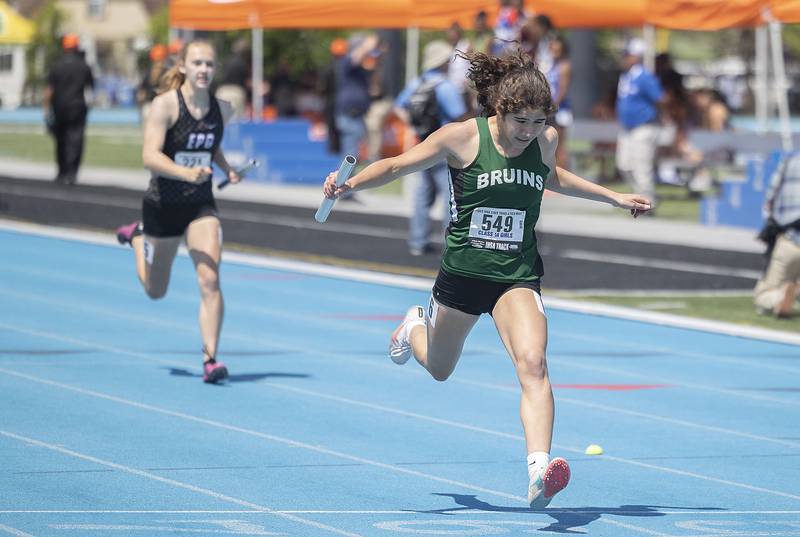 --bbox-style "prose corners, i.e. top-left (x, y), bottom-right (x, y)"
top-left (441, 116), bottom-right (550, 283)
